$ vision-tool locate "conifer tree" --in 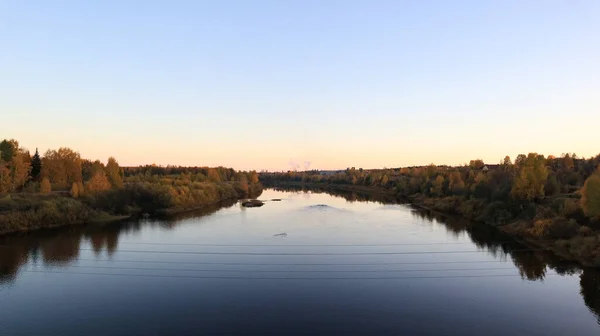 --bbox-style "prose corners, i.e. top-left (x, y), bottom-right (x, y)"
top-left (30, 148), bottom-right (42, 181)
